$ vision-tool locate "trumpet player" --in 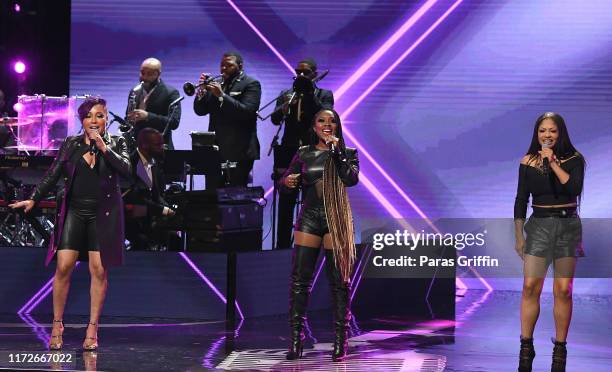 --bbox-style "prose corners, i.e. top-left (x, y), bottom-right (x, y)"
top-left (126, 58), bottom-right (181, 150)
top-left (193, 51), bottom-right (262, 187)
top-left (271, 58), bottom-right (334, 249)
